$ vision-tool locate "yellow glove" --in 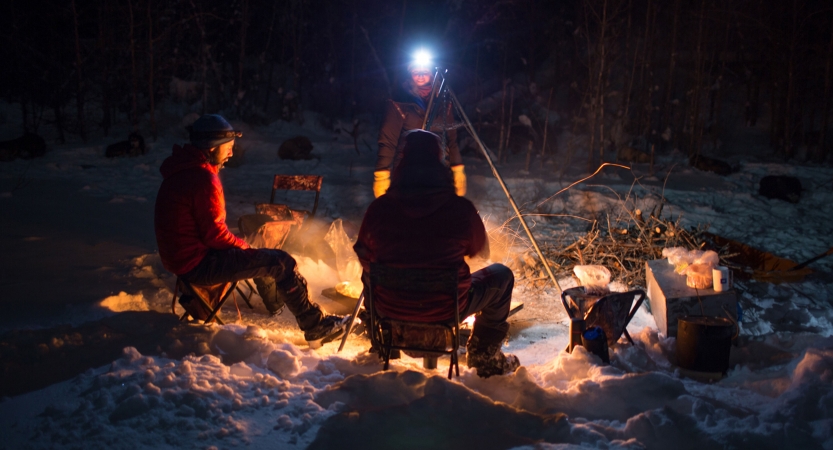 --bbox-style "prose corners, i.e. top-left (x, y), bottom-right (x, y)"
top-left (451, 165), bottom-right (466, 196)
top-left (373, 170), bottom-right (391, 198)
